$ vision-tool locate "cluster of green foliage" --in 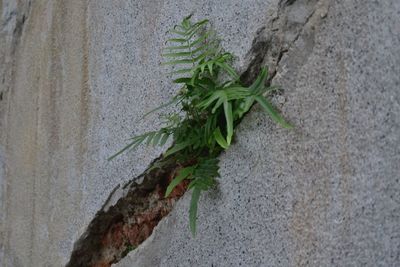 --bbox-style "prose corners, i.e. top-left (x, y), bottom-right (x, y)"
top-left (109, 15), bottom-right (292, 236)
